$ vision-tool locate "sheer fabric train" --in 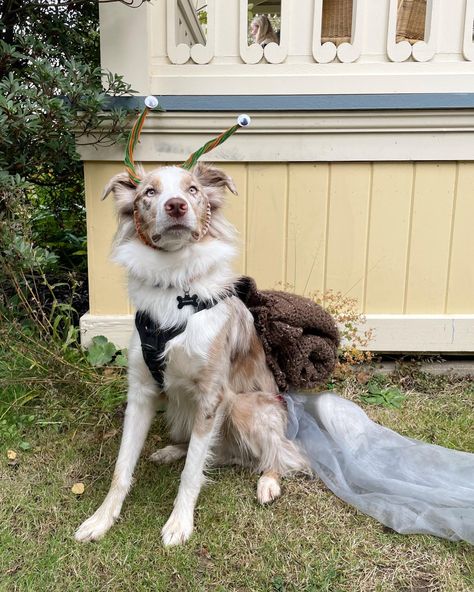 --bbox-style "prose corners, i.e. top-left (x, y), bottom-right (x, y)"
top-left (285, 392), bottom-right (474, 544)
